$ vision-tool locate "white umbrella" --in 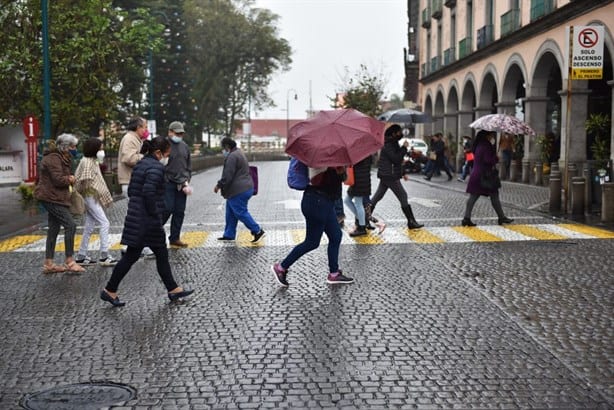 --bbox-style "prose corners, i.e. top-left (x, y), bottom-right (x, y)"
top-left (469, 114), bottom-right (536, 136)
